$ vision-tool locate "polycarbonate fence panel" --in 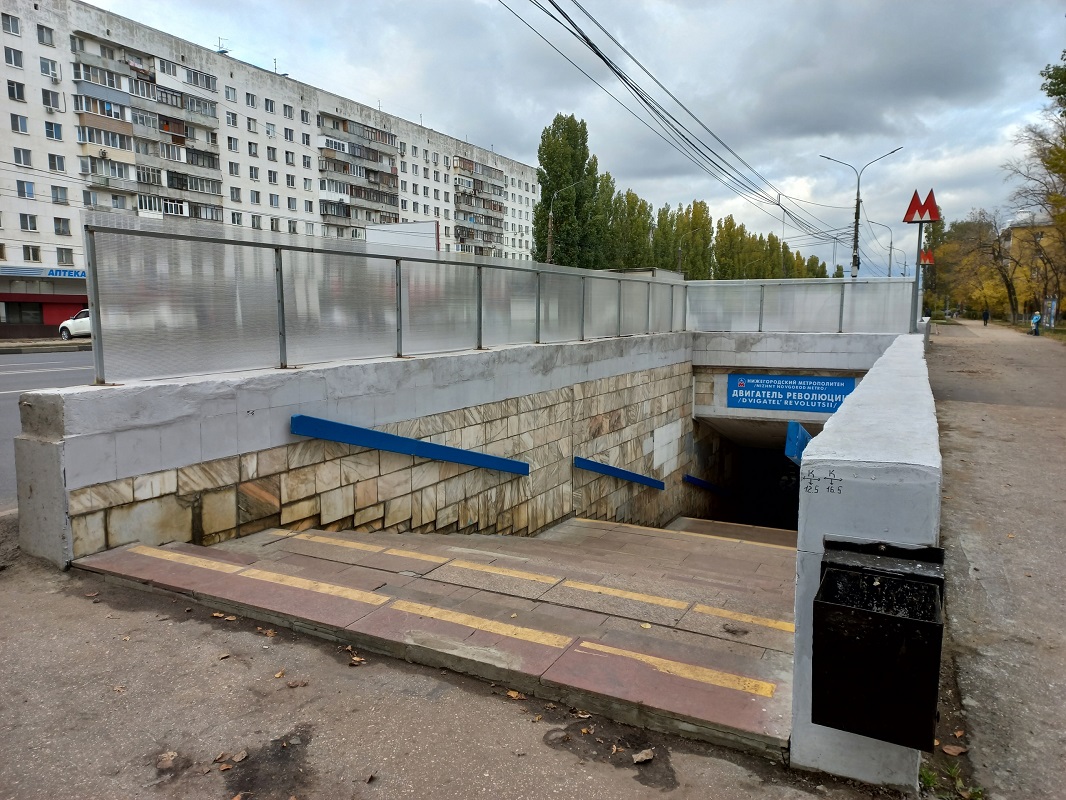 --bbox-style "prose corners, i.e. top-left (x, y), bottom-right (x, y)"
top-left (483, 267), bottom-right (537, 346)
top-left (621, 281), bottom-right (649, 335)
top-left (401, 260), bottom-right (477, 355)
top-left (584, 276), bottom-right (620, 339)
top-left (761, 282), bottom-right (843, 332)
top-left (283, 251), bottom-right (396, 364)
top-left (650, 283), bottom-right (672, 332)
top-left (539, 272), bottom-right (582, 342)
top-left (672, 285), bottom-right (686, 330)
top-left (687, 283), bottom-right (763, 331)
top-left (94, 233), bottom-right (280, 381)
top-left (842, 280), bottom-right (913, 333)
